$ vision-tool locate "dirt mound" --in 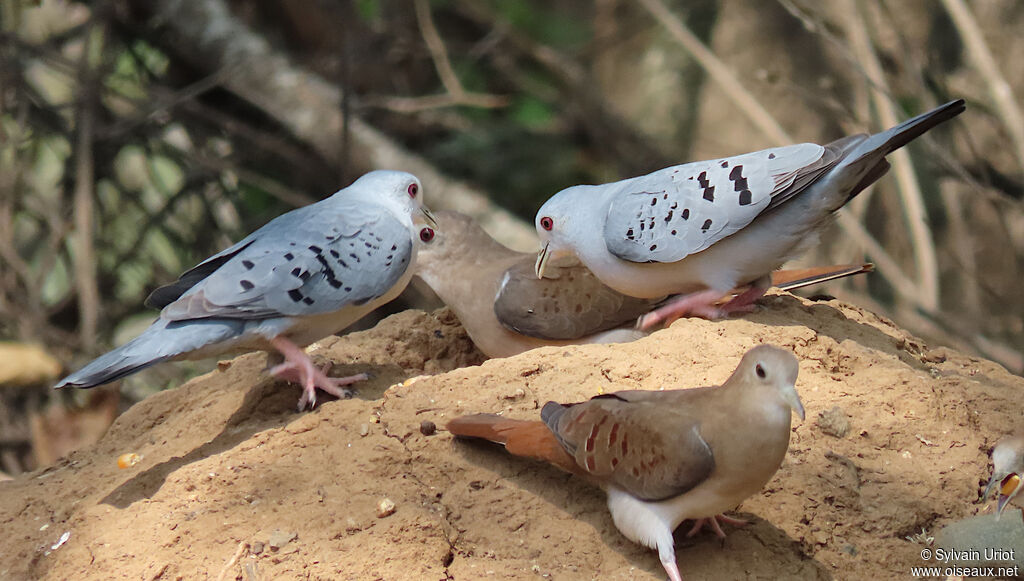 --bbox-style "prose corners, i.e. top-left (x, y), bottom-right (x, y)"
top-left (1, 294), bottom-right (1021, 580)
